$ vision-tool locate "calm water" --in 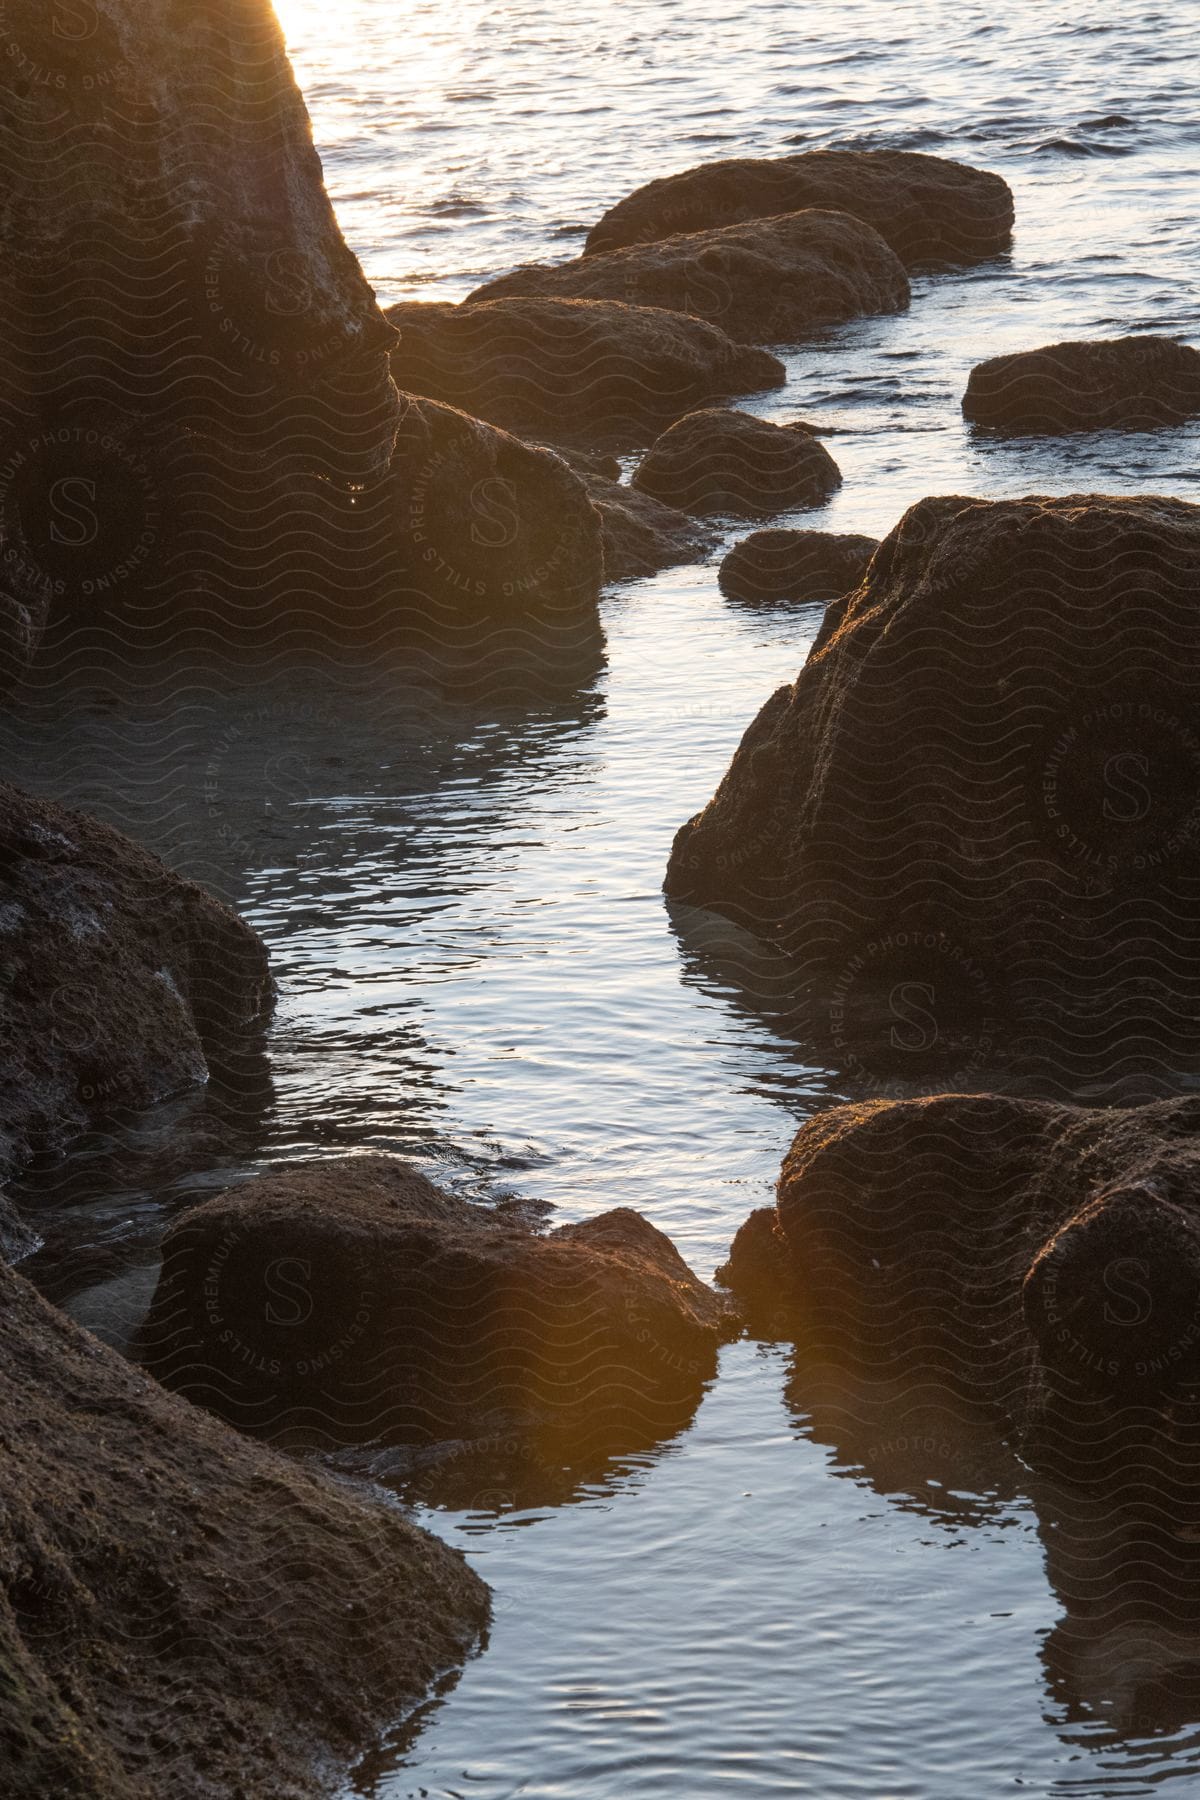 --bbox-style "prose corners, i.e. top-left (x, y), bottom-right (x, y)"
top-left (13, 0), bottom-right (1200, 1791)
